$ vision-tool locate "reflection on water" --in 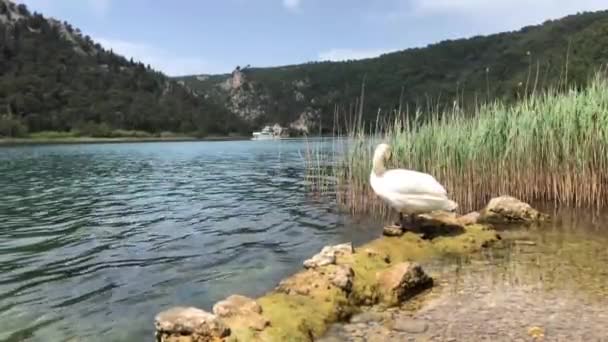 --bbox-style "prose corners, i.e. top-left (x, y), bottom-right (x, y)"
top-left (0, 139), bottom-right (377, 342)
